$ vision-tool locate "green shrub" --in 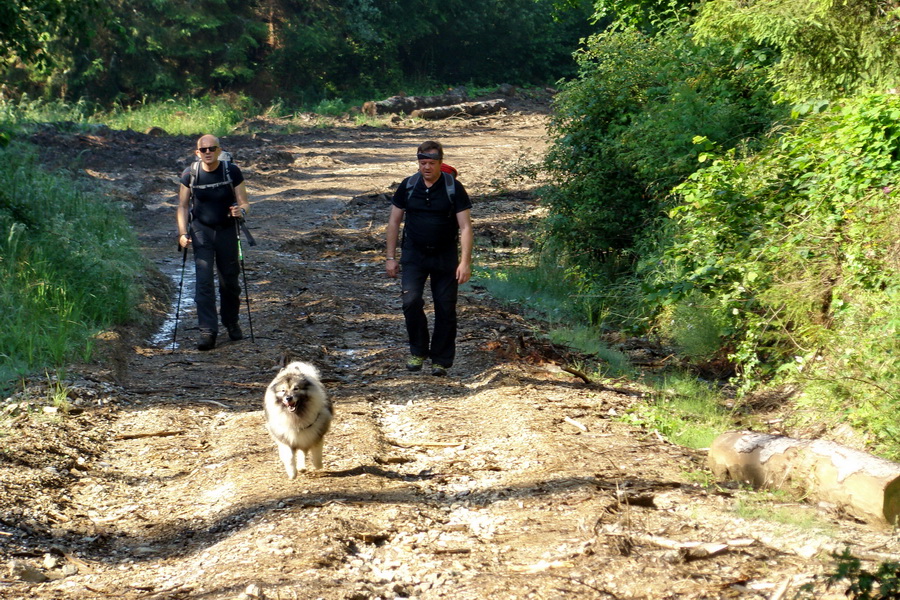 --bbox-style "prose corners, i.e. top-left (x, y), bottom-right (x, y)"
top-left (826, 548), bottom-right (900, 599)
top-left (694, 0), bottom-right (900, 103)
top-left (656, 93), bottom-right (900, 455)
top-left (655, 291), bottom-right (729, 362)
top-left (542, 22), bottom-right (778, 268)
